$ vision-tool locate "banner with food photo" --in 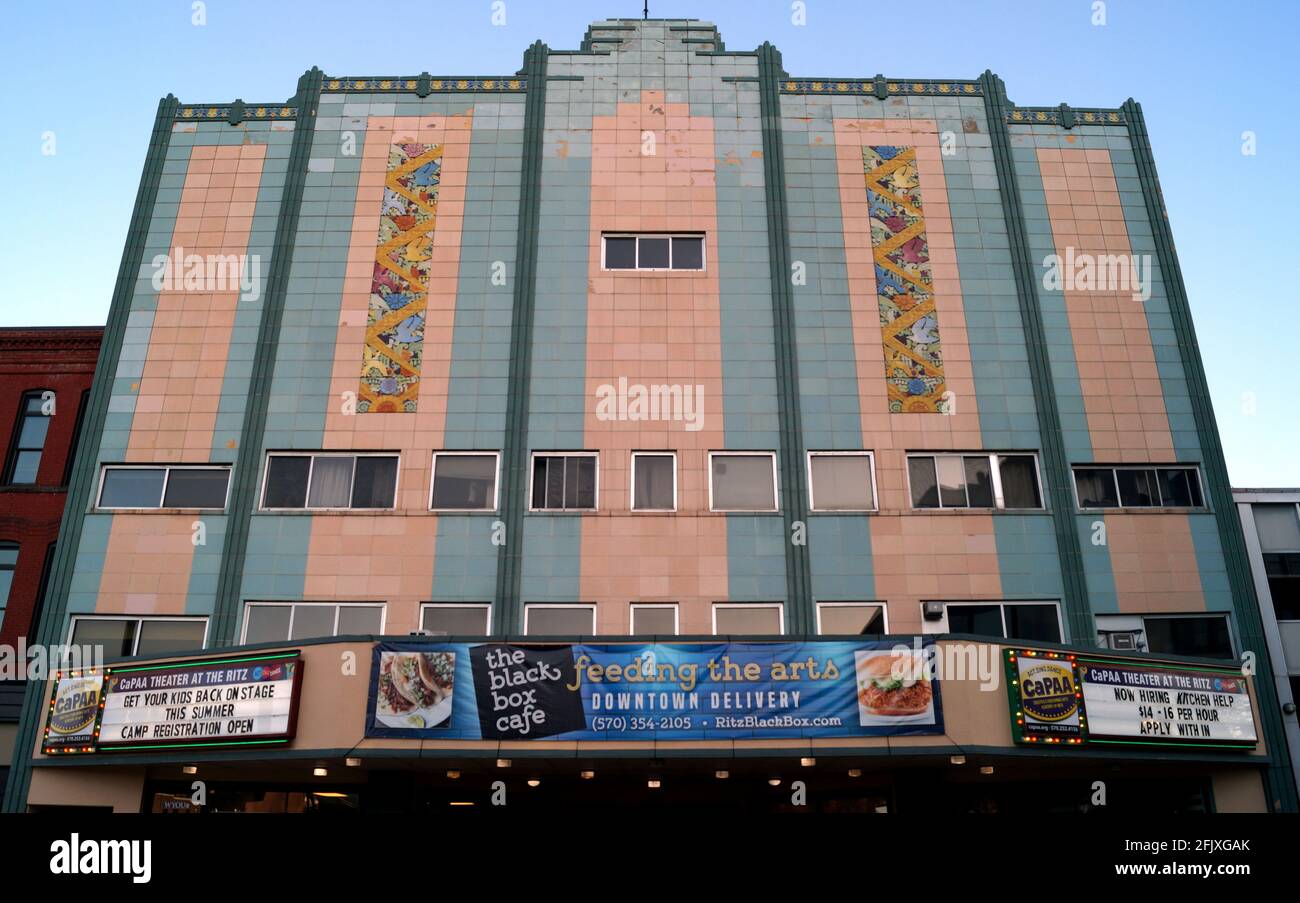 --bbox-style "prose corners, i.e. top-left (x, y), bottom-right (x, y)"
top-left (365, 640), bottom-right (943, 740)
